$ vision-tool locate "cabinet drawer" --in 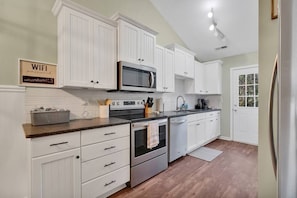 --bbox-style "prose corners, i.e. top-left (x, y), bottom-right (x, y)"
top-left (81, 124), bottom-right (129, 146)
top-left (82, 165), bottom-right (130, 198)
top-left (205, 111), bottom-right (220, 118)
top-left (187, 113), bottom-right (205, 122)
top-left (31, 132), bottom-right (80, 157)
top-left (82, 149), bottom-right (129, 182)
top-left (82, 136), bottom-right (129, 162)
